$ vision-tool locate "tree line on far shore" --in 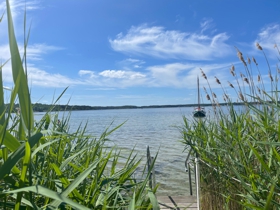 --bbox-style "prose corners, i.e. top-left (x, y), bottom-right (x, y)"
top-left (6, 102), bottom-right (250, 112)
